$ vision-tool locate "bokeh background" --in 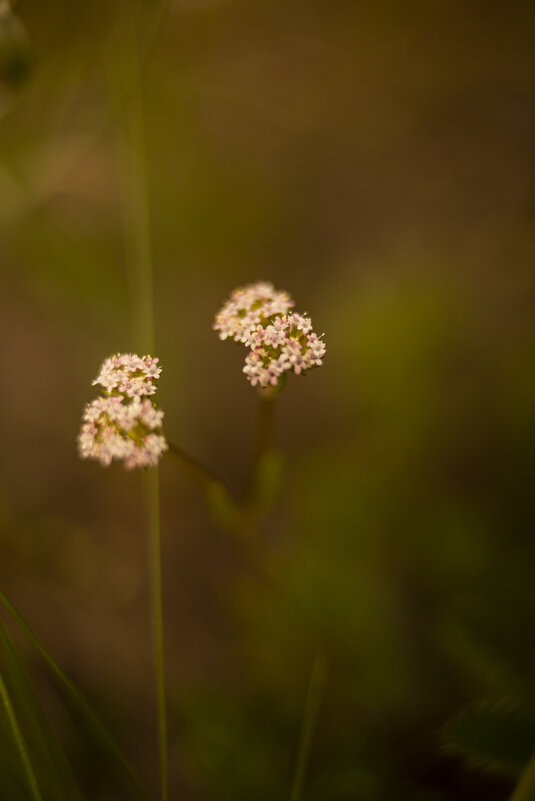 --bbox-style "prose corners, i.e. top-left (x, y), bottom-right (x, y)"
top-left (1, 1), bottom-right (535, 799)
